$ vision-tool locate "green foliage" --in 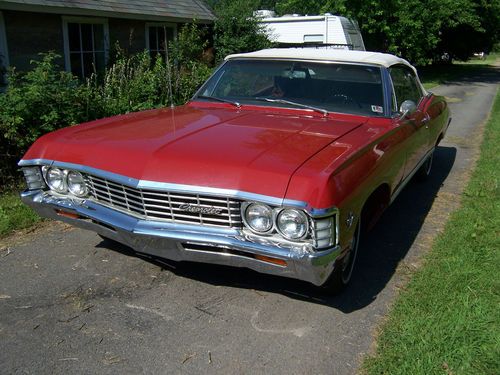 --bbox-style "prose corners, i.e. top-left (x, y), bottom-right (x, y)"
top-left (272, 0), bottom-right (500, 65)
top-left (275, 0), bottom-right (339, 15)
top-left (213, 0), bottom-right (272, 62)
top-left (85, 49), bottom-right (169, 118)
top-left (0, 53), bottom-right (87, 185)
top-left (170, 22), bottom-right (209, 64)
top-left (85, 44), bottom-right (212, 118)
top-left (0, 190), bottom-right (42, 237)
top-left (0, 53), bottom-right (84, 148)
top-left (173, 61), bottom-right (213, 104)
